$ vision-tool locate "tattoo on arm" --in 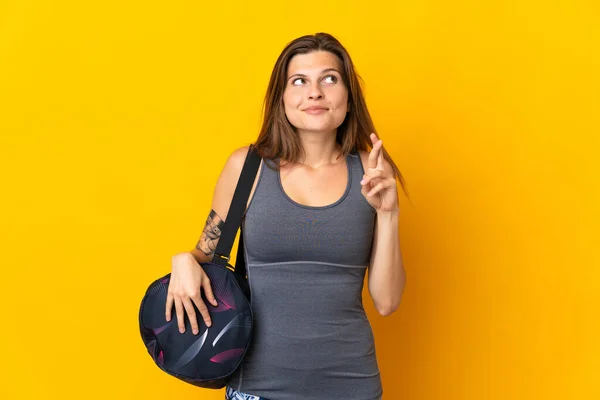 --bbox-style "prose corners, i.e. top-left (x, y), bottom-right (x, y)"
top-left (196, 210), bottom-right (225, 256)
